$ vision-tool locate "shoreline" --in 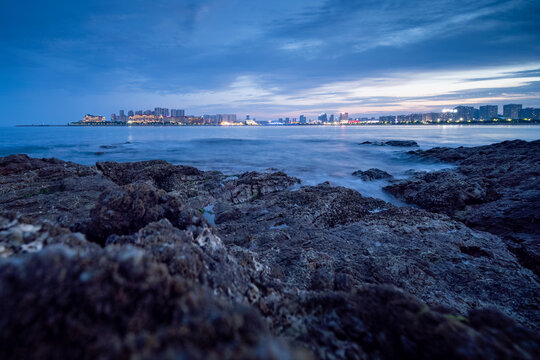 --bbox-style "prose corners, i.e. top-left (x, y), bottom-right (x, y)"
top-left (15, 122), bottom-right (540, 127)
top-left (0, 139), bottom-right (539, 359)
